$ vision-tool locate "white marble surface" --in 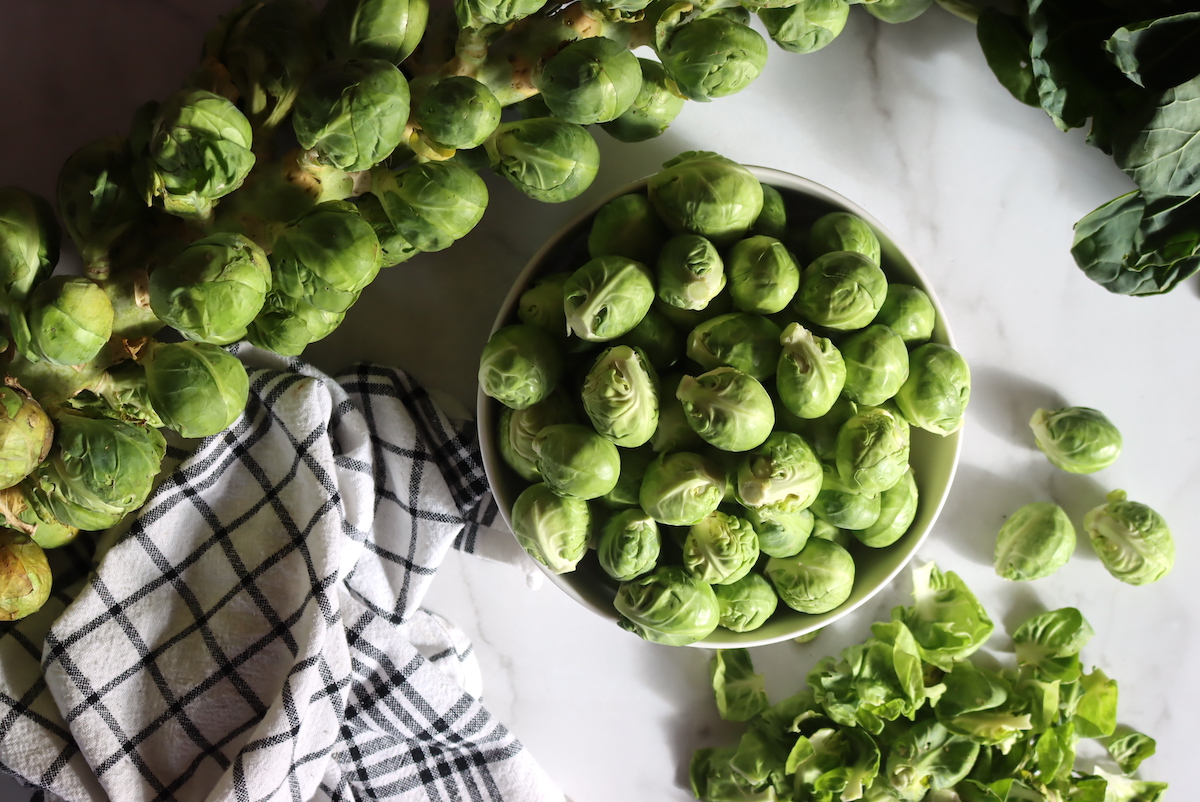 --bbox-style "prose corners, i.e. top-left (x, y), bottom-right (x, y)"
top-left (2, 2), bottom-right (1198, 800)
